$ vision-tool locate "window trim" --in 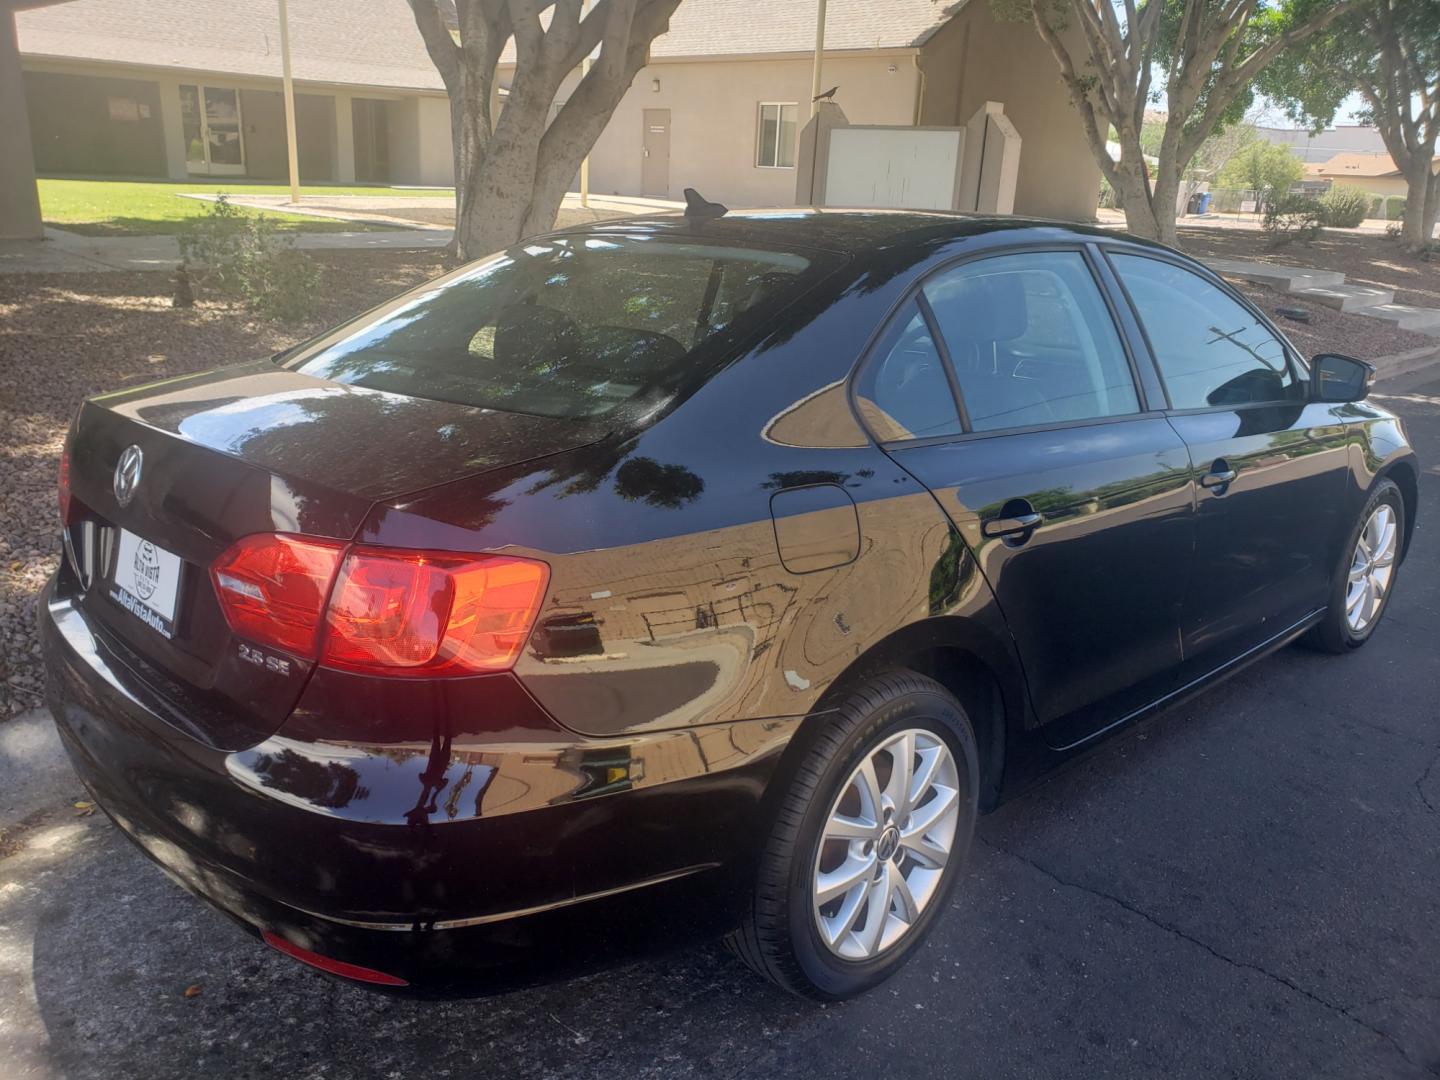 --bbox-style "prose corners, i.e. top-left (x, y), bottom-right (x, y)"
top-left (755, 101), bottom-right (799, 170)
top-left (848, 242), bottom-right (1153, 445)
top-left (1100, 245), bottom-right (1311, 416)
